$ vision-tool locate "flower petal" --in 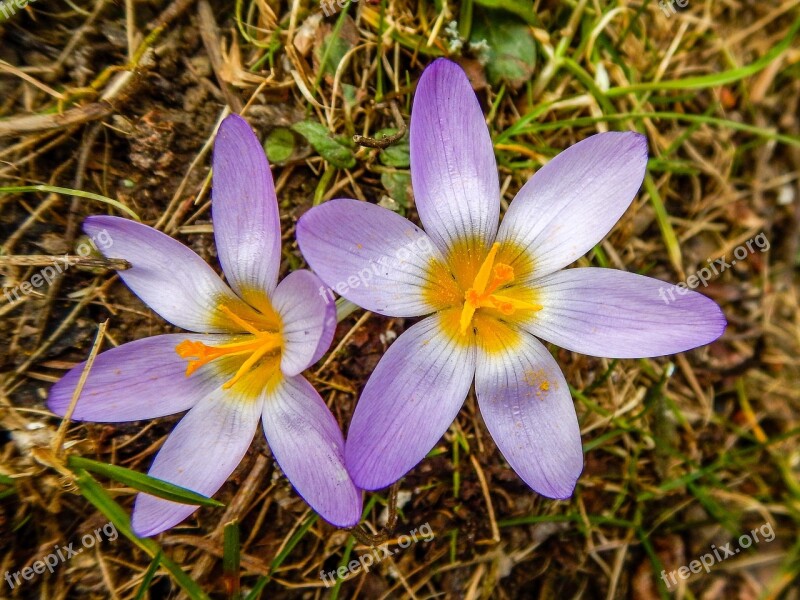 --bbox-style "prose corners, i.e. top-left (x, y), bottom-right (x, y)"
top-left (212, 114), bottom-right (282, 303)
top-left (410, 58), bottom-right (500, 254)
top-left (272, 270), bottom-right (336, 376)
top-left (496, 132), bottom-right (648, 279)
top-left (84, 216), bottom-right (243, 332)
top-left (345, 315), bottom-right (476, 490)
top-left (131, 389), bottom-right (262, 537)
top-left (296, 198), bottom-right (443, 317)
top-left (475, 331), bottom-right (583, 499)
top-left (47, 334), bottom-right (225, 422)
top-left (522, 268), bottom-right (726, 358)
top-left (261, 375), bottom-right (362, 527)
